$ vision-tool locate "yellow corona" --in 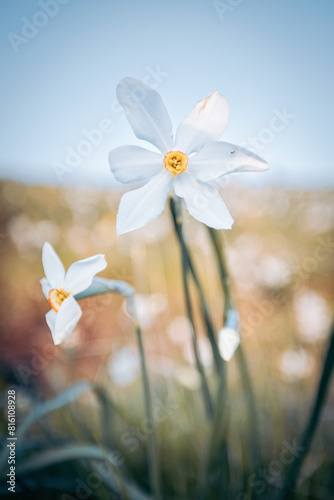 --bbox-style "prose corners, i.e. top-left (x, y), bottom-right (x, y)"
top-left (48, 289), bottom-right (69, 312)
top-left (163, 150), bottom-right (188, 175)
